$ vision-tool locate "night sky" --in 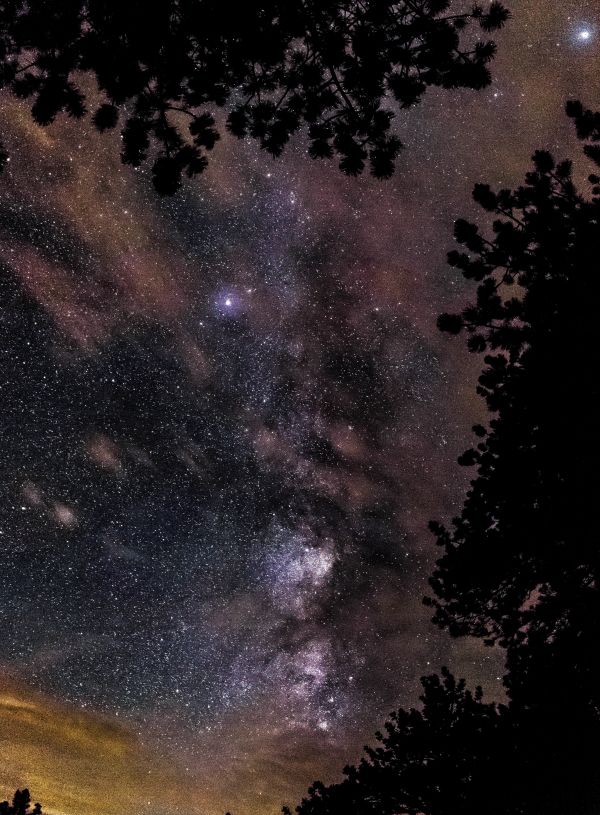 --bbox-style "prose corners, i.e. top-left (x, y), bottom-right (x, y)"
top-left (0, 3), bottom-right (598, 814)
